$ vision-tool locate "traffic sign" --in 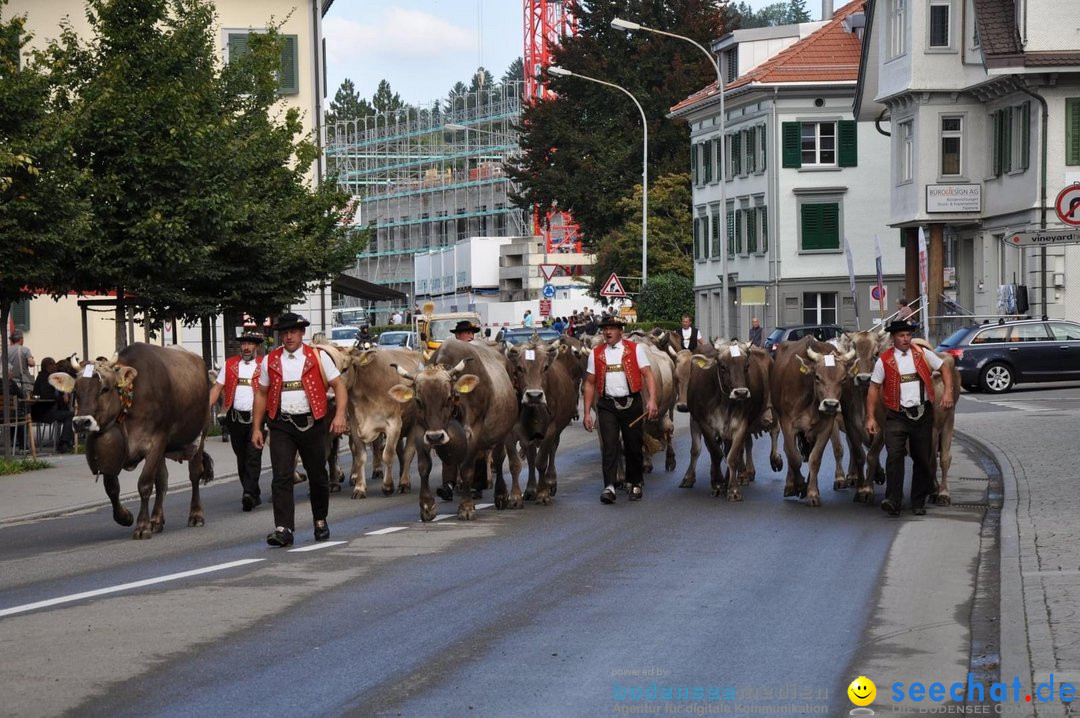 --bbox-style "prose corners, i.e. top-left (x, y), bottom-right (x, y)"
top-left (539, 264), bottom-right (559, 282)
top-left (870, 285), bottom-right (886, 301)
top-left (542, 283), bottom-right (556, 299)
top-left (599, 272), bottom-right (627, 298)
top-left (1055, 184), bottom-right (1080, 226)
top-left (1004, 228), bottom-right (1080, 247)
top-left (539, 299), bottom-right (552, 317)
